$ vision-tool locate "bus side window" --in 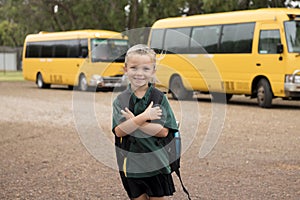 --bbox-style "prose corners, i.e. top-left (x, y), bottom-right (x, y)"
top-left (150, 29), bottom-right (164, 53)
top-left (26, 42), bottom-right (41, 58)
top-left (164, 28), bottom-right (191, 53)
top-left (191, 25), bottom-right (221, 53)
top-left (258, 30), bottom-right (281, 54)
